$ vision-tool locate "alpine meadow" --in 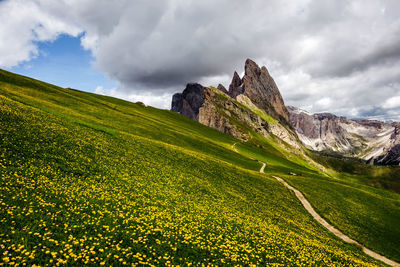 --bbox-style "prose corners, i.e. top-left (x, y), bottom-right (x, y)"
top-left (1, 66), bottom-right (400, 266)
